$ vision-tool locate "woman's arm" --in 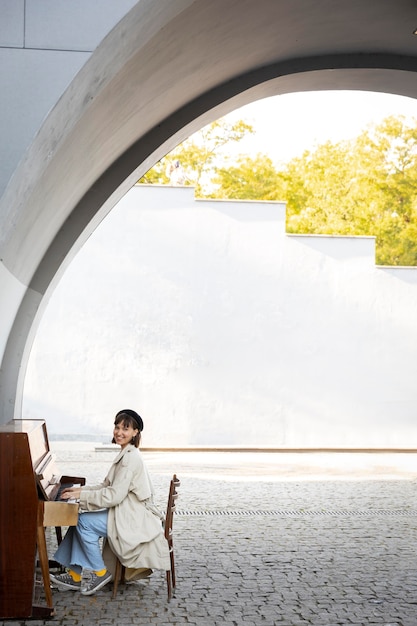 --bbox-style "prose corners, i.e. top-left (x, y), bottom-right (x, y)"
top-left (80, 471), bottom-right (132, 509)
top-left (79, 449), bottom-right (144, 510)
top-left (60, 477), bottom-right (110, 501)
